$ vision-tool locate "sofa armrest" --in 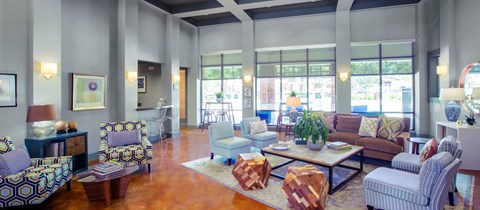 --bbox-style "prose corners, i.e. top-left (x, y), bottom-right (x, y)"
top-left (141, 137), bottom-right (152, 150)
top-left (31, 156), bottom-right (73, 173)
top-left (396, 132), bottom-right (410, 150)
top-left (99, 140), bottom-right (110, 163)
